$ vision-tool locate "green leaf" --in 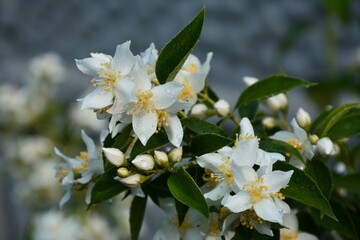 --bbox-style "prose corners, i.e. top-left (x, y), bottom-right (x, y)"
top-left (155, 7), bottom-right (205, 84)
top-left (130, 131), bottom-right (169, 159)
top-left (310, 109), bottom-right (332, 133)
top-left (273, 161), bottom-right (336, 220)
top-left (206, 85), bottom-right (219, 102)
top-left (305, 158), bottom-right (333, 199)
top-left (327, 107), bottom-right (360, 140)
top-left (259, 139), bottom-right (305, 164)
top-left (235, 75), bottom-right (316, 108)
top-left (318, 103), bottom-right (360, 137)
top-left (181, 117), bottom-right (226, 136)
top-left (142, 174), bottom-right (172, 206)
top-left (333, 173), bottom-right (360, 194)
top-left (130, 196), bottom-right (147, 240)
top-left (89, 167), bottom-right (127, 207)
top-left (175, 199), bottom-right (189, 226)
top-left (167, 167), bottom-right (209, 219)
top-left (232, 227), bottom-right (279, 240)
top-left (238, 101), bottom-right (258, 120)
top-left (191, 133), bottom-right (234, 156)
